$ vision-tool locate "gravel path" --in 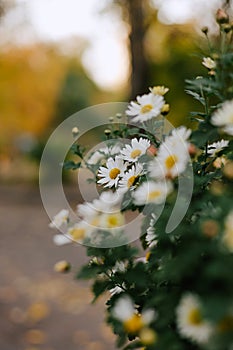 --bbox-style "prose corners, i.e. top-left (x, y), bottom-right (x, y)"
top-left (0, 185), bottom-right (116, 350)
